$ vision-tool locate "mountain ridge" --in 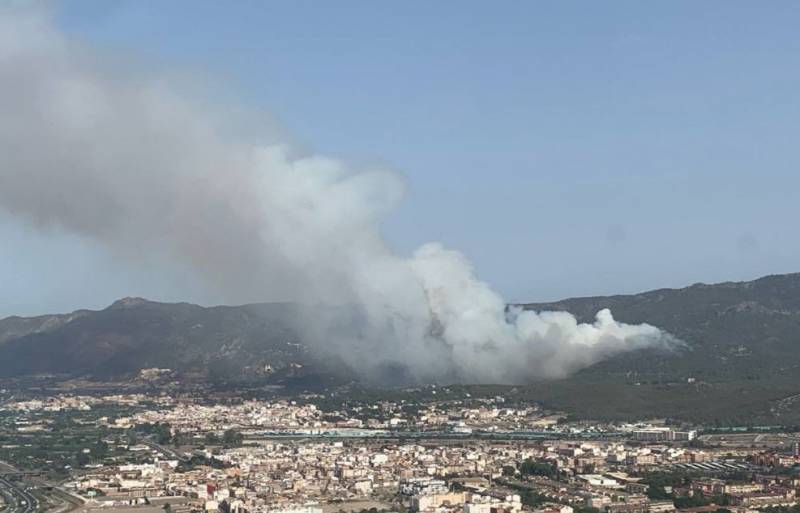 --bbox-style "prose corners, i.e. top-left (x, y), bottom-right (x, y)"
top-left (3, 272), bottom-right (800, 423)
